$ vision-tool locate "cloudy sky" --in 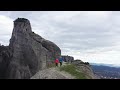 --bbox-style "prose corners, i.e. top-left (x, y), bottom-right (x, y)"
top-left (0, 11), bottom-right (120, 65)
